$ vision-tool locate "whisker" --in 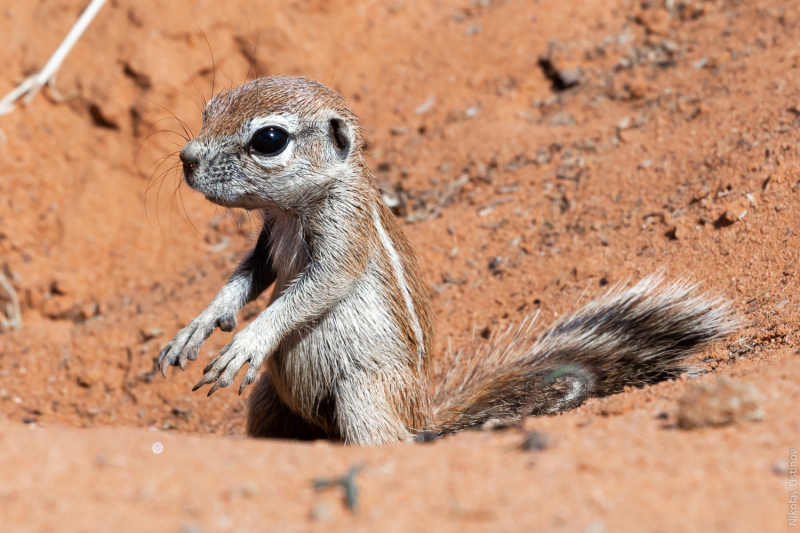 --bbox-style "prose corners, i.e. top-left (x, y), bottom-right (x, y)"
top-left (136, 92), bottom-right (194, 139)
top-left (216, 63), bottom-right (234, 89)
top-left (144, 159), bottom-right (177, 231)
top-left (166, 171), bottom-right (185, 235)
top-left (150, 165), bottom-right (182, 231)
top-left (176, 179), bottom-right (202, 236)
top-left (328, 61), bottom-right (337, 88)
top-left (155, 161), bottom-right (182, 236)
top-left (135, 117), bottom-right (193, 161)
top-left (195, 22), bottom-right (216, 100)
top-left (146, 153), bottom-right (180, 195)
top-left (136, 117), bottom-right (189, 155)
top-left (146, 149), bottom-right (180, 173)
top-left (187, 73), bottom-right (207, 108)
top-left (244, 17), bottom-right (255, 83)
top-left (176, 86), bottom-right (204, 115)
top-left (252, 27), bottom-right (261, 79)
